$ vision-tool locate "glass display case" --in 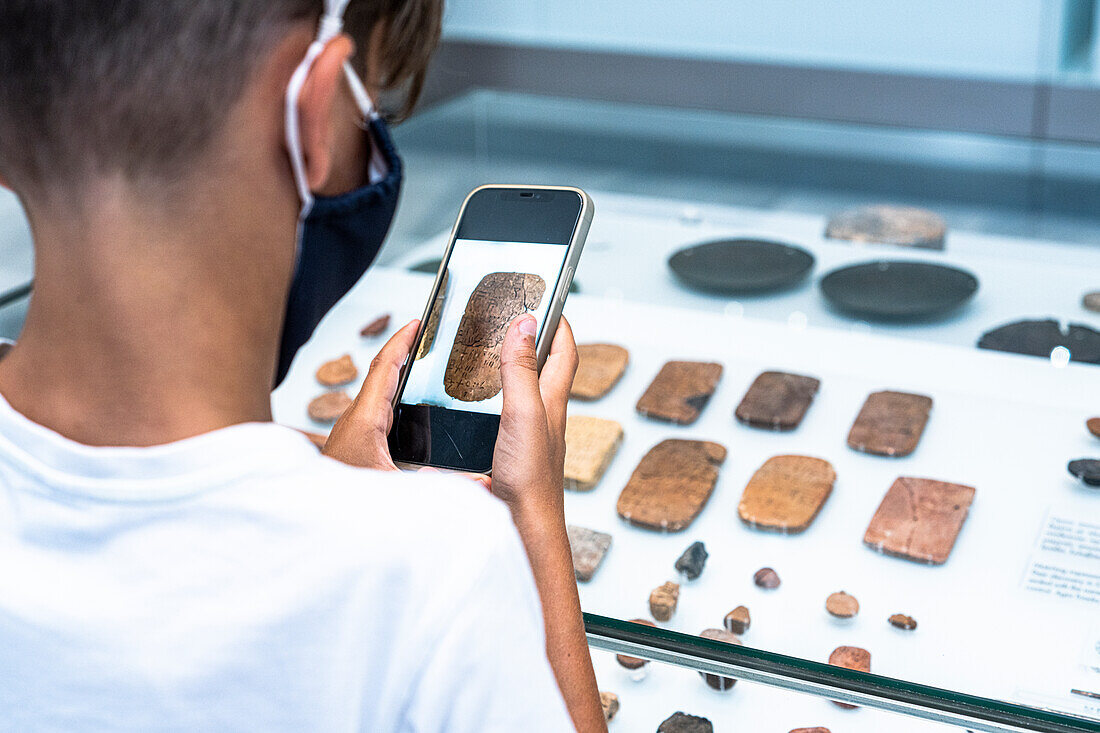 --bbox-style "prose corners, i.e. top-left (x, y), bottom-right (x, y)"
top-left (269, 90), bottom-right (1100, 733)
top-left (2, 3), bottom-right (1099, 731)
